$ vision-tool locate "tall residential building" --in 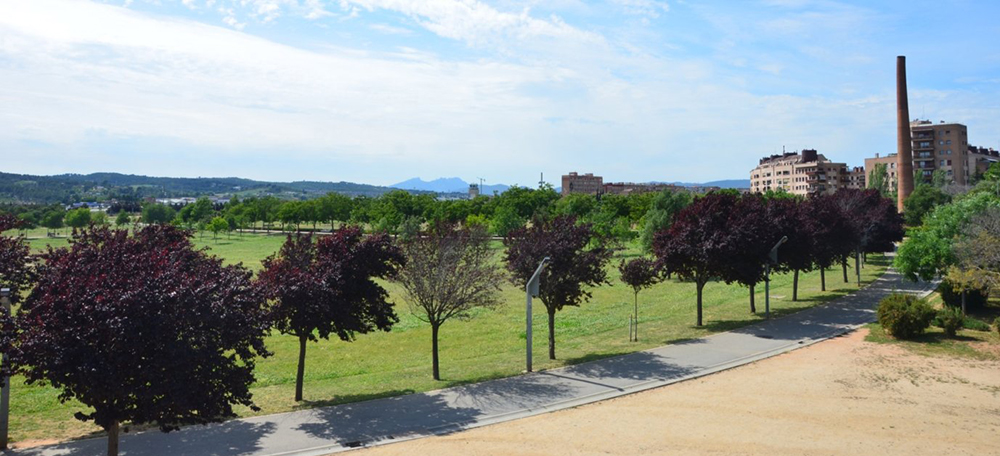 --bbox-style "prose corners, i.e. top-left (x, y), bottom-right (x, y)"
top-left (561, 172), bottom-right (603, 196)
top-left (864, 120), bottom-right (999, 187)
top-left (468, 183), bottom-right (480, 199)
top-left (910, 120), bottom-right (969, 184)
top-left (749, 149), bottom-right (851, 196)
